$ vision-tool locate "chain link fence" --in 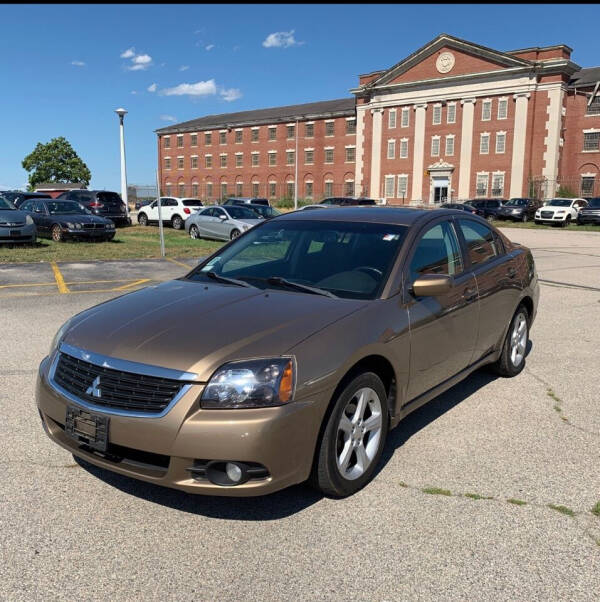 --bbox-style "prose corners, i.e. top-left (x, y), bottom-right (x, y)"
top-left (527, 176), bottom-right (599, 200)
